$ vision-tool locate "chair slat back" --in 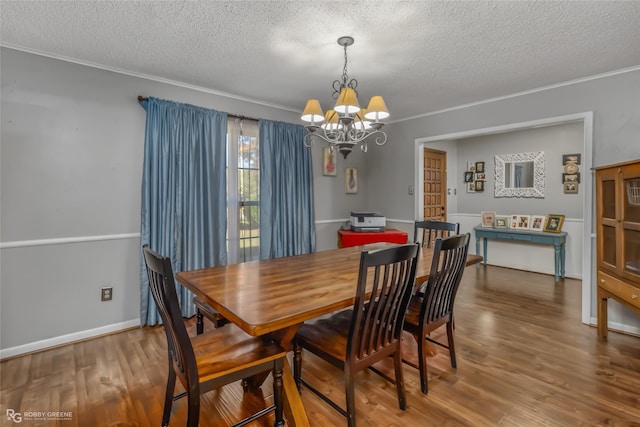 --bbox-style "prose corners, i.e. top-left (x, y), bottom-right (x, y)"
top-left (420, 233), bottom-right (470, 325)
top-left (348, 243), bottom-right (420, 361)
top-left (413, 220), bottom-right (460, 248)
top-left (143, 245), bottom-right (198, 386)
